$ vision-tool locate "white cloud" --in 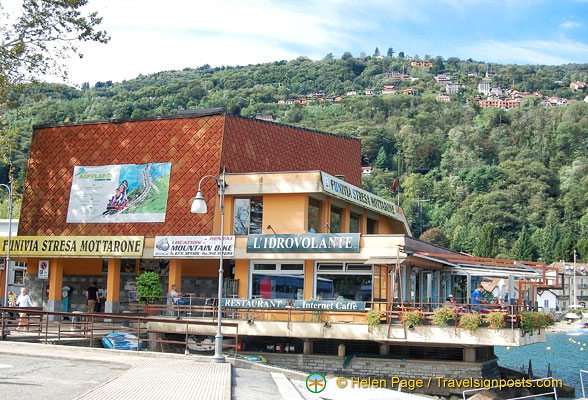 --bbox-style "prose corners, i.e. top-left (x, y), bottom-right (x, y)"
top-left (462, 39), bottom-right (588, 65)
top-left (560, 21), bottom-right (582, 29)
